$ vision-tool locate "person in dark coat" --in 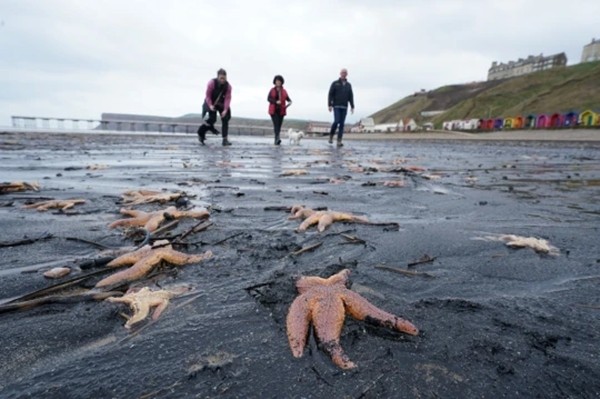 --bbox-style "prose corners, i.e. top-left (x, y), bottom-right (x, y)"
top-left (327, 68), bottom-right (355, 147)
top-left (267, 75), bottom-right (293, 145)
top-left (197, 68), bottom-right (233, 146)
